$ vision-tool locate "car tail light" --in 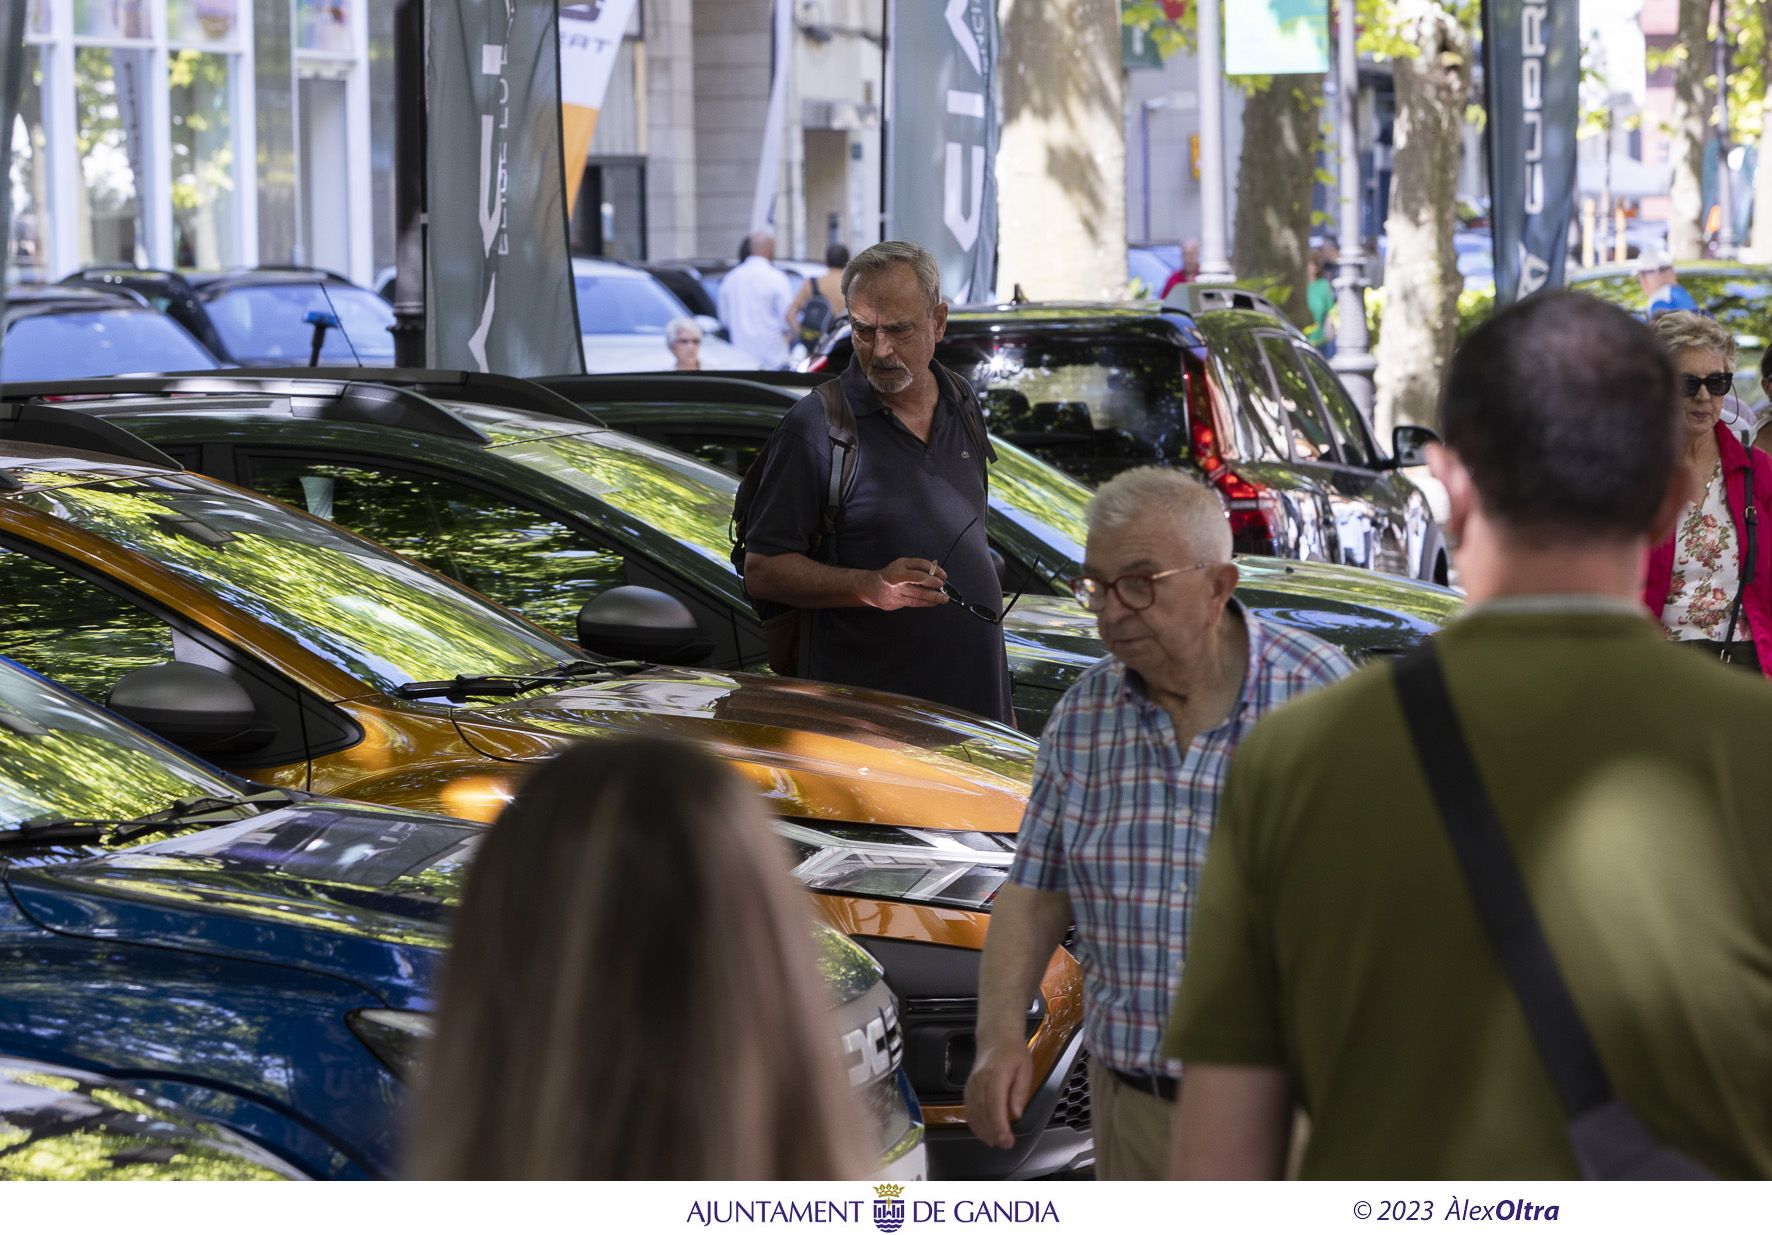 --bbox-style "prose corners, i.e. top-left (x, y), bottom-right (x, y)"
top-left (1183, 353), bottom-right (1283, 557)
top-left (806, 353), bottom-right (829, 372)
